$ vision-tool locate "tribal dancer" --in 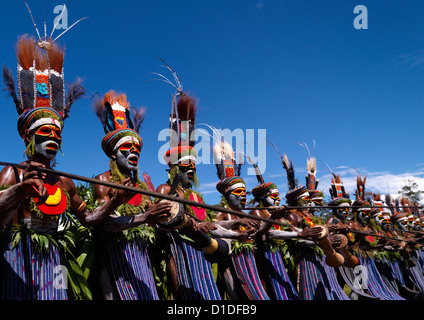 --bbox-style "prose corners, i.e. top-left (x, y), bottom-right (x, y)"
top-left (410, 202), bottom-right (424, 232)
top-left (92, 90), bottom-right (172, 300)
top-left (246, 157), bottom-right (300, 300)
top-left (303, 153), bottom-right (353, 266)
top-left (389, 198), bottom-right (424, 296)
top-left (212, 140), bottom-right (269, 300)
top-left (368, 195), bottom-right (423, 299)
top-left (0, 26), bottom-right (134, 299)
top-left (348, 176), bottom-right (404, 300)
top-left (155, 89), bottom-right (231, 300)
top-left (326, 173), bottom-right (359, 268)
top-left (271, 150), bottom-right (348, 300)
top-left (298, 142), bottom-right (324, 212)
